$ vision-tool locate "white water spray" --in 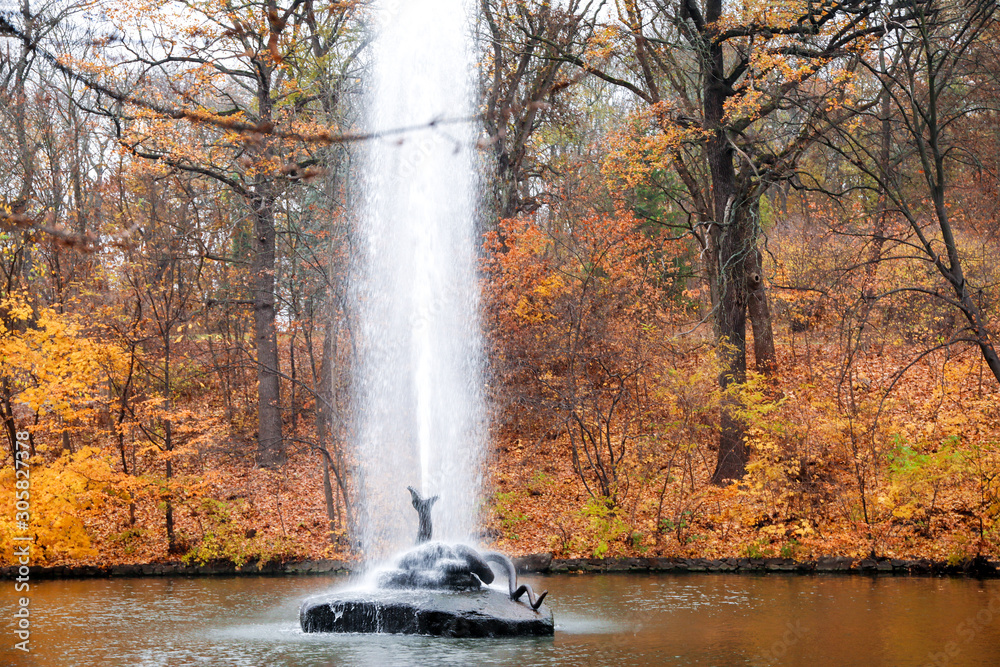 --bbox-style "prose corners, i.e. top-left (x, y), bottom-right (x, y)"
top-left (353, 0), bottom-right (484, 560)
